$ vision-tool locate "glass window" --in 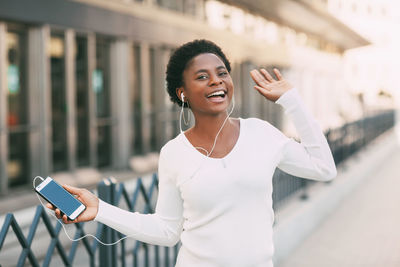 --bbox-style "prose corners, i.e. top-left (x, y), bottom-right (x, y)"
top-left (50, 32), bottom-right (68, 172)
top-left (75, 35), bottom-right (90, 166)
top-left (6, 28), bottom-right (29, 186)
top-left (95, 36), bottom-right (112, 167)
top-left (132, 44), bottom-right (143, 155)
top-left (157, 0), bottom-right (184, 13)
